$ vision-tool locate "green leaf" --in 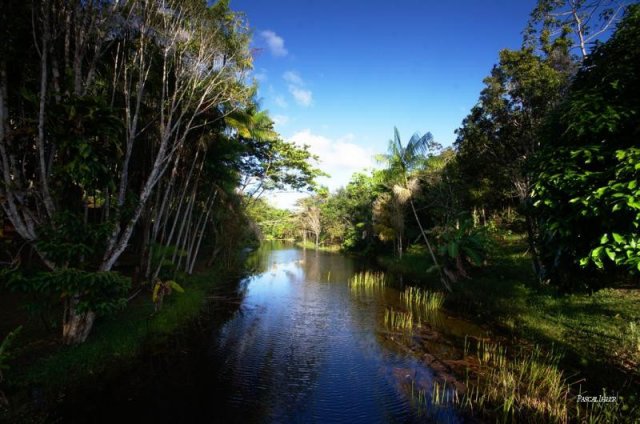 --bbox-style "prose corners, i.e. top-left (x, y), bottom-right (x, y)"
top-left (605, 248), bottom-right (616, 261)
top-left (167, 281), bottom-right (184, 293)
top-left (612, 233), bottom-right (624, 243)
top-left (591, 246), bottom-right (604, 259)
top-left (152, 284), bottom-right (161, 303)
top-left (627, 199), bottom-right (640, 210)
top-left (465, 248), bottom-right (482, 265)
top-left (600, 234), bottom-right (609, 244)
top-left (447, 242), bottom-right (459, 259)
